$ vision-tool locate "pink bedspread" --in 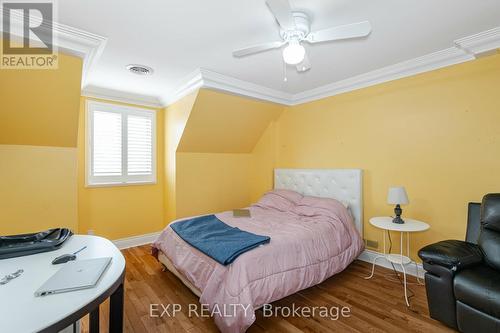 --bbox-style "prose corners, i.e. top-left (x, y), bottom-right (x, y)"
top-left (153, 201), bottom-right (363, 332)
